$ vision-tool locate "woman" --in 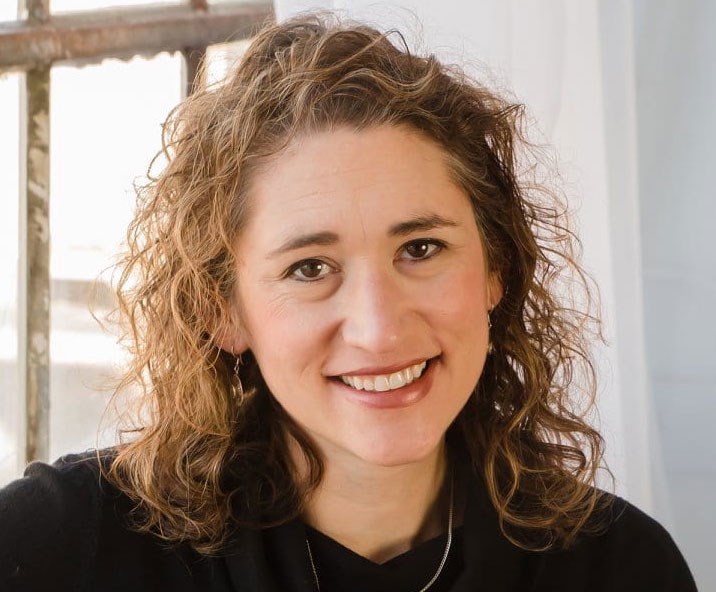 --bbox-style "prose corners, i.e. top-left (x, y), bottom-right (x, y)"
top-left (0, 14), bottom-right (697, 592)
